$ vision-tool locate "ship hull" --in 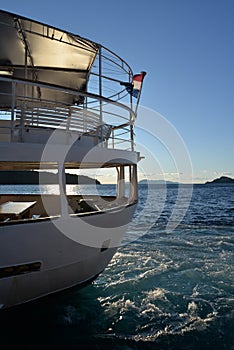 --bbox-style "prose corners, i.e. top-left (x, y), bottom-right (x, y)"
top-left (0, 203), bottom-right (136, 309)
